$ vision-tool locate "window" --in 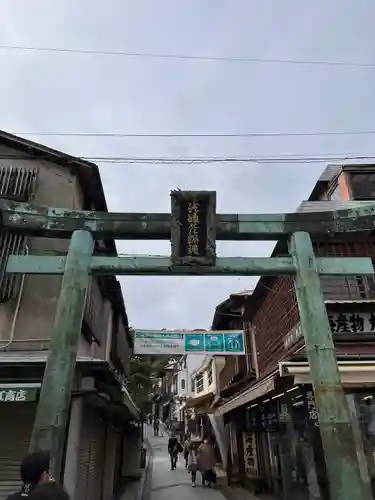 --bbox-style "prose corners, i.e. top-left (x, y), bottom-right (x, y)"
top-left (0, 167), bottom-right (38, 302)
top-left (172, 374), bottom-right (178, 394)
top-left (195, 374), bottom-right (204, 393)
top-left (349, 172), bottom-right (375, 200)
top-left (181, 379), bottom-right (185, 390)
top-left (327, 182), bottom-right (341, 201)
top-left (321, 275), bottom-right (375, 301)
